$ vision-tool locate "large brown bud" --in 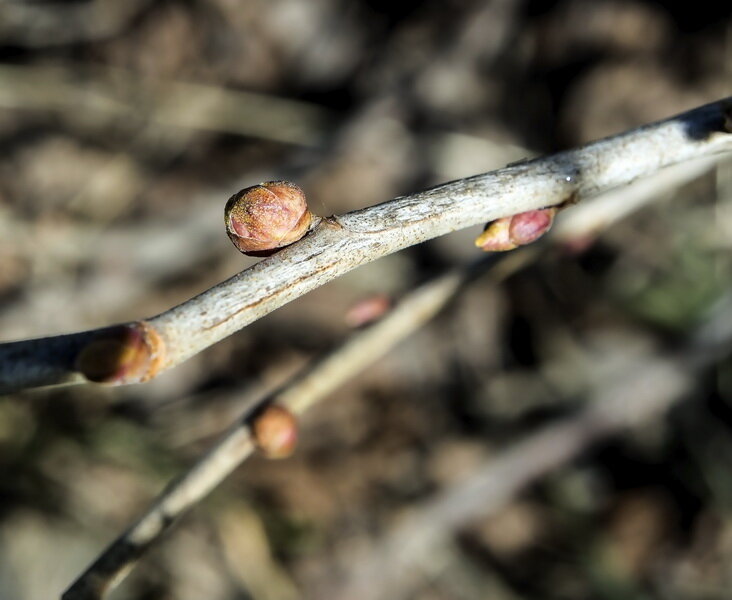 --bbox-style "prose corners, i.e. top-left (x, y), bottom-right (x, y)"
top-left (225, 181), bottom-right (312, 256)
